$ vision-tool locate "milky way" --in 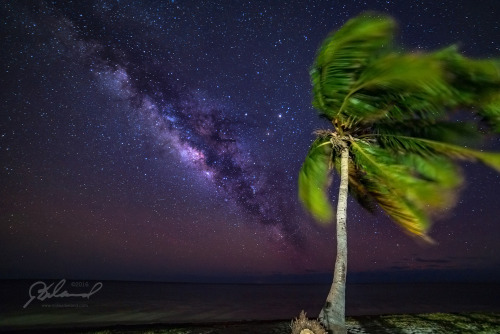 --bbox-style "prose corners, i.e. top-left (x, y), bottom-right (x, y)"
top-left (47, 6), bottom-right (306, 248)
